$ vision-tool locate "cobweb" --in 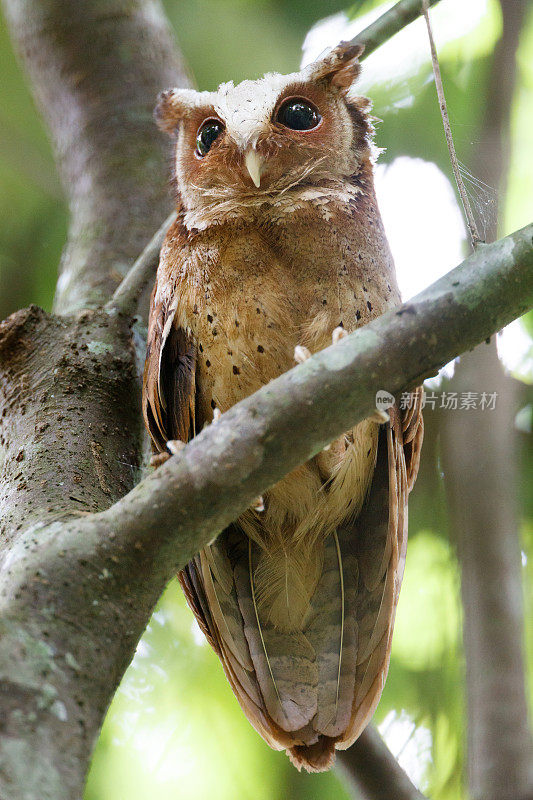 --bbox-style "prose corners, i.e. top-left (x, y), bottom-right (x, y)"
top-left (456, 159), bottom-right (498, 243)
